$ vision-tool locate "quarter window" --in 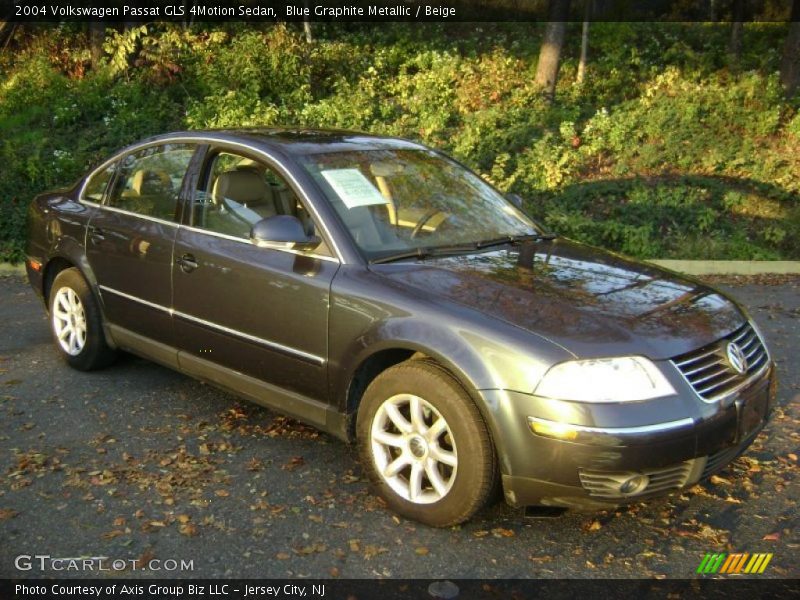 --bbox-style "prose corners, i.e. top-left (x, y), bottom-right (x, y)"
top-left (106, 144), bottom-right (195, 221)
top-left (82, 162), bottom-right (116, 203)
